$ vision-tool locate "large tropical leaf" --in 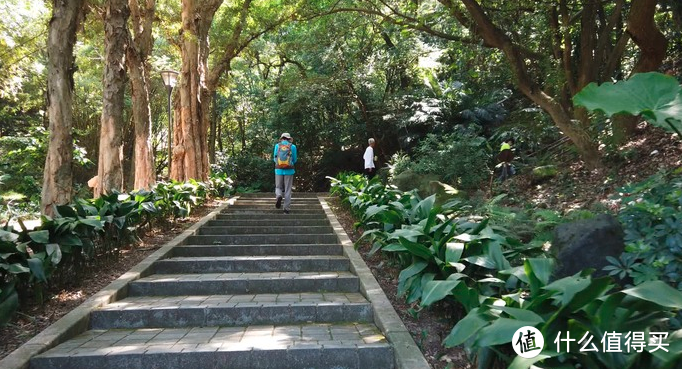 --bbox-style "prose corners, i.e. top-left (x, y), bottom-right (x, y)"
top-left (0, 283), bottom-right (19, 326)
top-left (398, 237), bottom-right (433, 261)
top-left (444, 308), bottom-right (489, 347)
top-left (573, 72), bottom-right (682, 134)
top-left (28, 230), bottom-right (50, 244)
top-left (619, 280), bottom-right (682, 309)
top-left (420, 280), bottom-right (460, 308)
